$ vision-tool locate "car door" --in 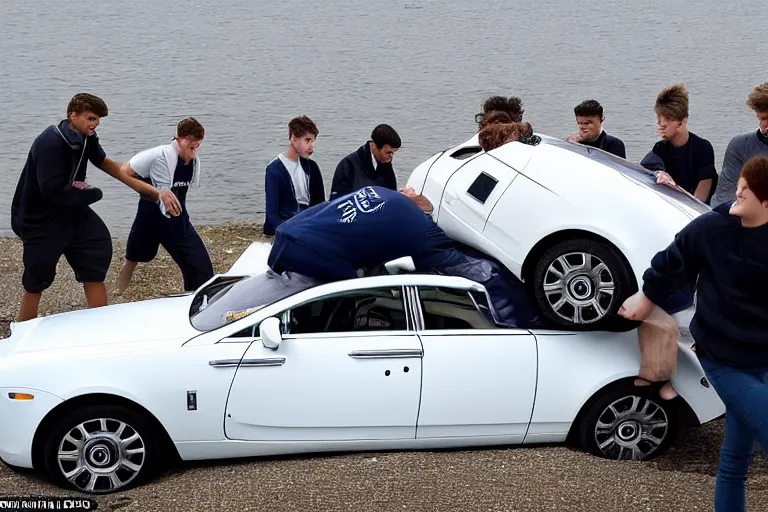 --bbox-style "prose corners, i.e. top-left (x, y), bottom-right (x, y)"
top-left (438, 154), bottom-right (520, 240)
top-left (412, 285), bottom-right (538, 442)
top-left (224, 285), bottom-right (423, 442)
